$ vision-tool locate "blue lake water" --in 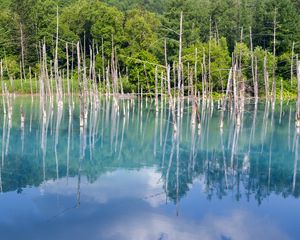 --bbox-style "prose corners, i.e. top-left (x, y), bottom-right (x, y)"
top-left (0, 97), bottom-right (299, 240)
